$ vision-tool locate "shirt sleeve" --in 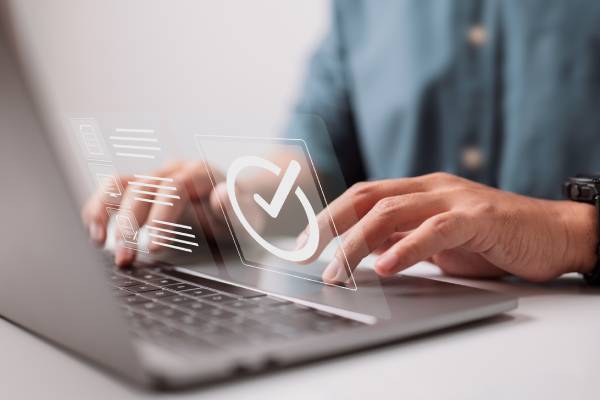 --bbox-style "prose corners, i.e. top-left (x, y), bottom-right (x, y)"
top-left (283, 1), bottom-right (366, 199)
